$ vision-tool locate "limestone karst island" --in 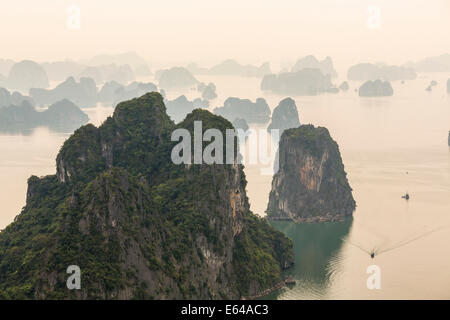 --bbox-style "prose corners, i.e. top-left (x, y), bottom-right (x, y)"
top-left (0, 2), bottom-right (449, 312)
